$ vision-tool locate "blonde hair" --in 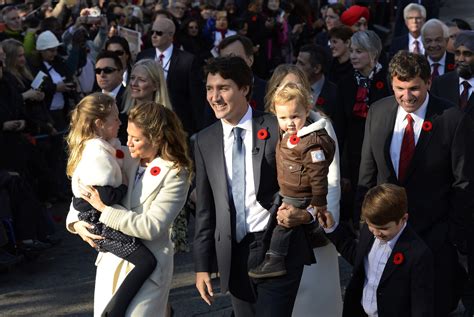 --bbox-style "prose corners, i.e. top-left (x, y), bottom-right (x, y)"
top-left (265, 64), bottom-right (311, 111)
top-left (270, 81), bottom-right (312, 114)
top-left (128, 101), bottom-right (193, 180)
top-left (122, 59), bottom-right (172, 113)
top-left (2, 39), bottom-right (33, 88)
top-left (66, 93), bottom-right (116, 177)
